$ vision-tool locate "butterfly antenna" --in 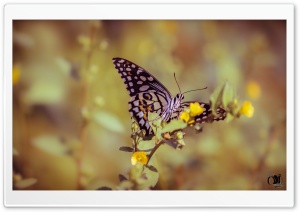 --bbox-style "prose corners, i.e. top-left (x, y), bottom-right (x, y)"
top-left (173, 73), bottom-right (182, 94)
top-left (182, 87), bottom-right (208, 95)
